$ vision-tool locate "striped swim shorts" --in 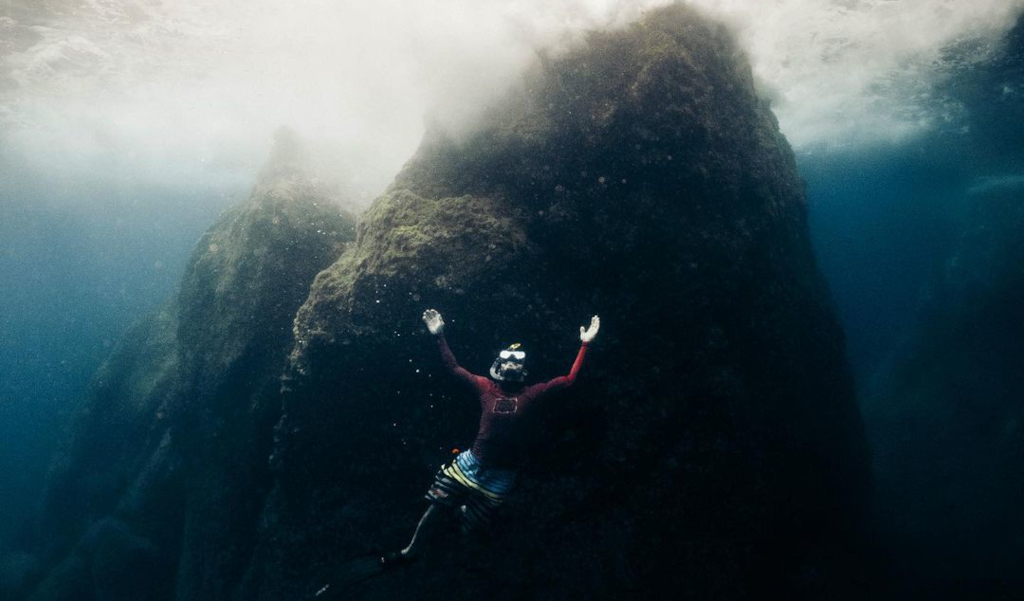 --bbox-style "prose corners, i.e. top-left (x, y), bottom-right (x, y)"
top-left (426, 450), bottom-right (517, 533)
